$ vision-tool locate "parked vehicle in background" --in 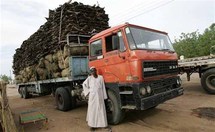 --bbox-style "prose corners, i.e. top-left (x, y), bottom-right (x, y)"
top-left (178, 54), bottom-right (215, 94)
